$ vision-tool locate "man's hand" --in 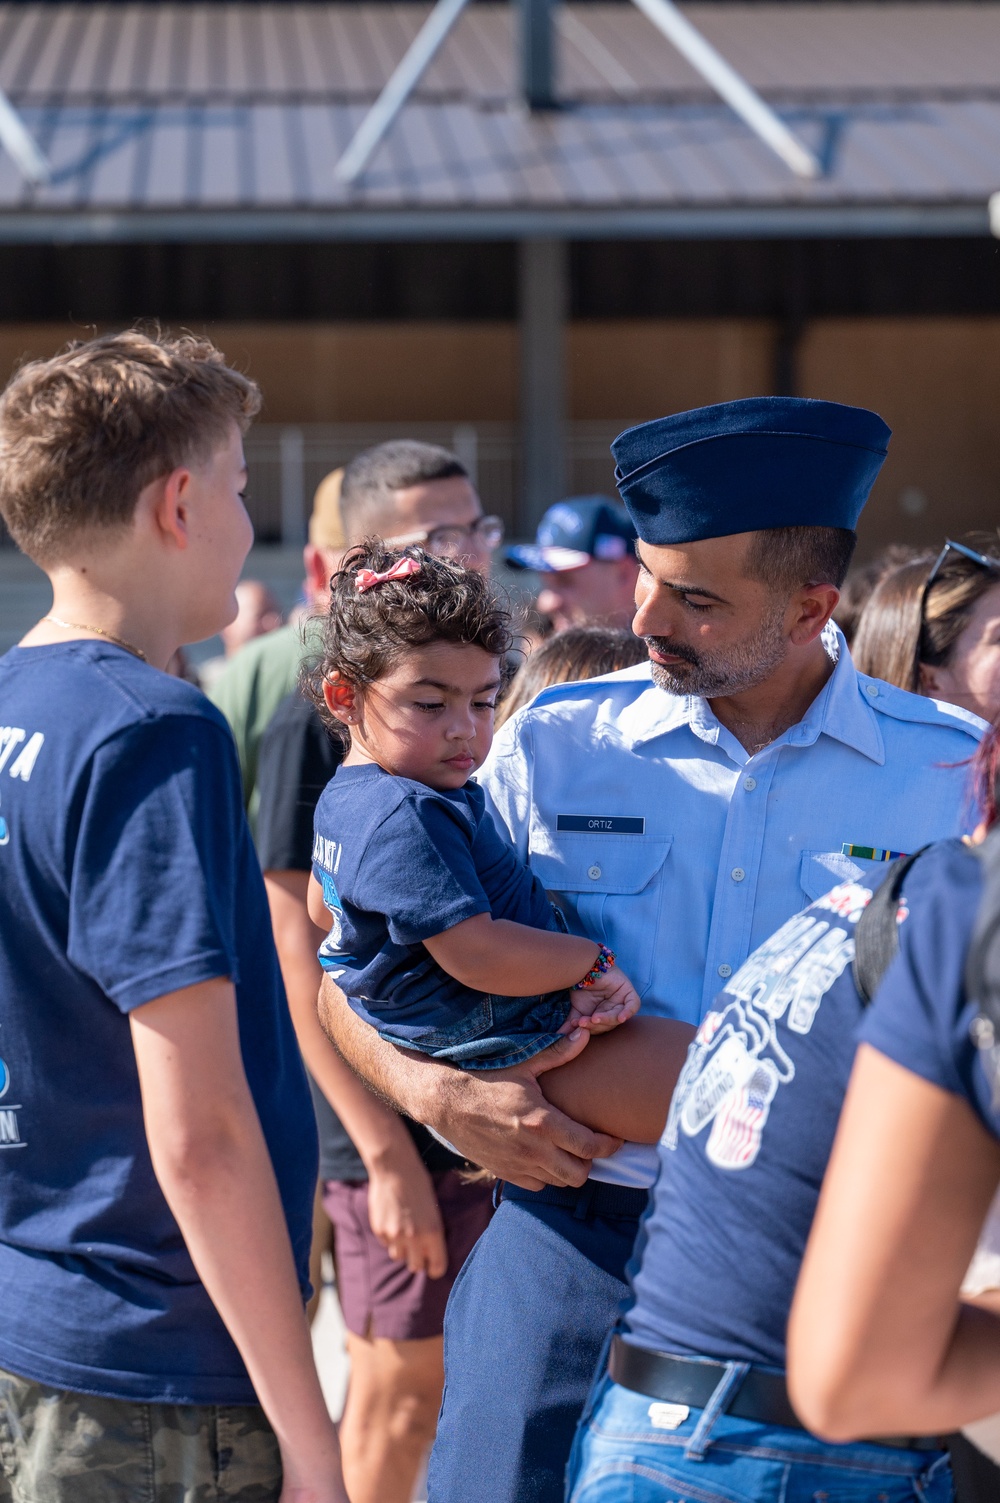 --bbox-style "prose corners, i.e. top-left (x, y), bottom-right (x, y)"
top-left (367, 1147), bottom-right (449, 1278)
top-left (320, 980), bottom-right (622, 1193)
